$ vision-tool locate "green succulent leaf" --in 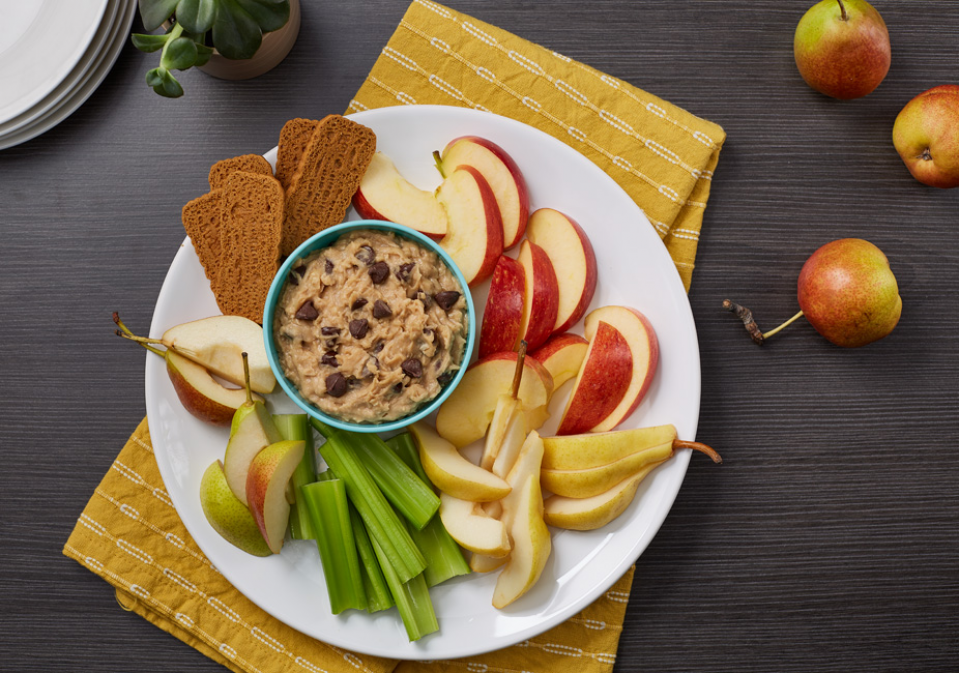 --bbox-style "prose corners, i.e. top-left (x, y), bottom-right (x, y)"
top-left (194, 42), bottom-right (214, 67)
top-left (233, 0), bottom-right (290, 34)
top-left (162, 36), bottom-right (199, 70)
top-left (139, 0), bottom-right (181, 32)
top-left (130, 32), bottom-right (169, 53)
top-left (212, 0), bottom-right (262, 60)
top-left (175, 0), bottom-right (217, 34)
top-left (145, 67), bottom-right (185, 98)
